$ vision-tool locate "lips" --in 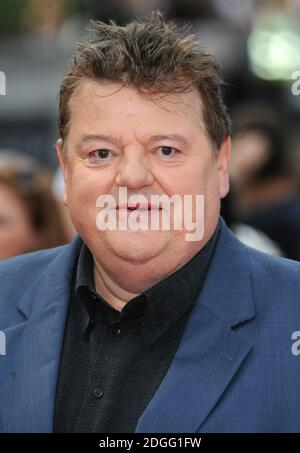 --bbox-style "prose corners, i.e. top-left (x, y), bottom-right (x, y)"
top-left (117, 203), bottom-right (161, 210)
